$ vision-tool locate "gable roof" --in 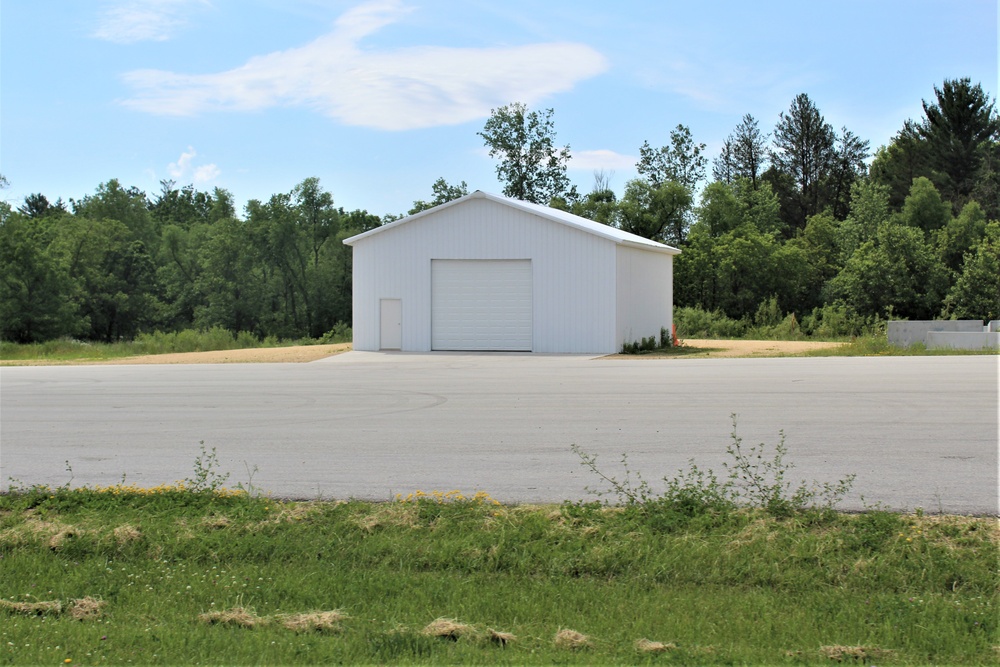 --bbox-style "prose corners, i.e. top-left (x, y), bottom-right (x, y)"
top-left (342, 190), bottom-right (681, 255)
